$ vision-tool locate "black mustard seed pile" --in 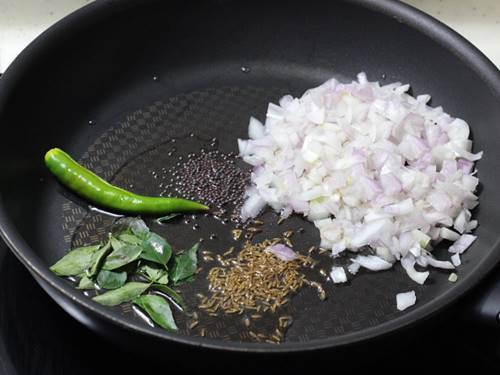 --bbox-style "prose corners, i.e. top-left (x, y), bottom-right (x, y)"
top-left (161, 148), bottom-right (250, 210)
